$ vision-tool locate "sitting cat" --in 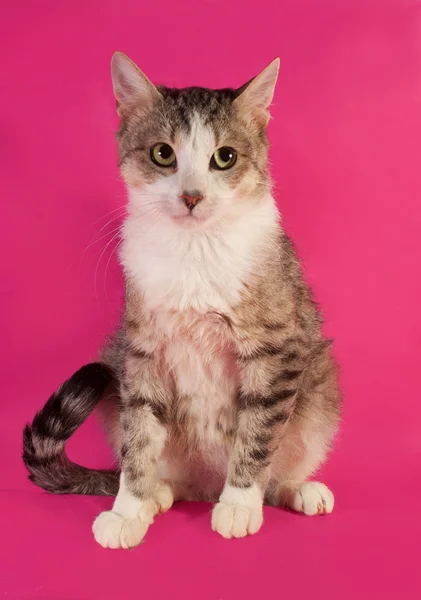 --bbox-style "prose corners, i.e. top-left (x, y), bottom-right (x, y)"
top-left (23, 52), bottom-right (341, 549)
